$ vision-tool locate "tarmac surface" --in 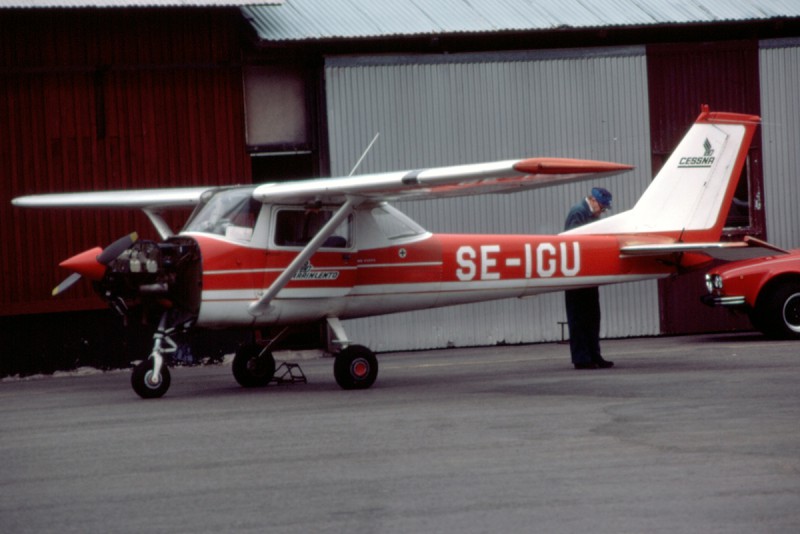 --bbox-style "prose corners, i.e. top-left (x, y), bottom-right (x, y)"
top-left (1, 333), bottom-right (799, 533)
